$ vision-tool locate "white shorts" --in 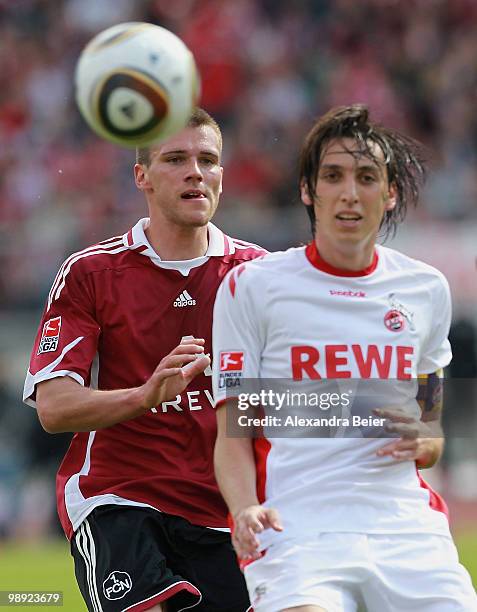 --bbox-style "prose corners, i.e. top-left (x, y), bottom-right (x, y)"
top-left (244, 532), bottom-right (477, 612)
